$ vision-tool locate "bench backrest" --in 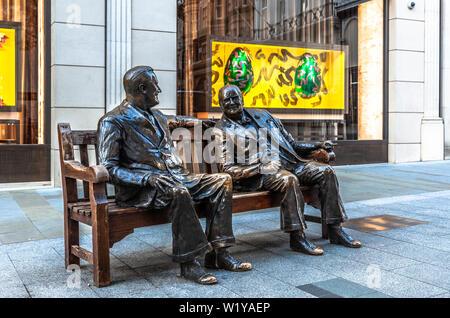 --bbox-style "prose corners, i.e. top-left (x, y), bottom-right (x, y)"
top-left (57, 123), bottom-right (217, 203)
